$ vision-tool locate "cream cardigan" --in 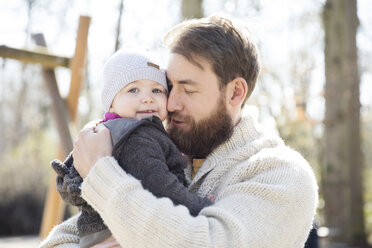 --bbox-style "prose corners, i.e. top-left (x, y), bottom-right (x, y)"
top-left (40, 107), bottom-right (318, 248)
